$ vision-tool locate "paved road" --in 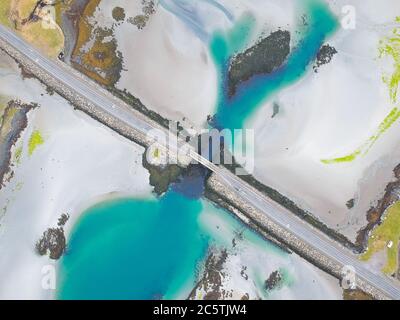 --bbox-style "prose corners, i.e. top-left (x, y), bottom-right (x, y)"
top-left (1, 24), bottom-right (400, 299)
